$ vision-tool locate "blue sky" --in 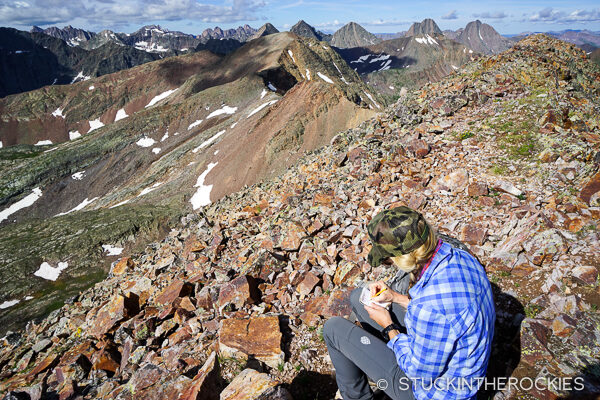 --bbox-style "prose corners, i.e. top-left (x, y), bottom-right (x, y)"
top-left (1, 0), bottom-right (599, 35)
